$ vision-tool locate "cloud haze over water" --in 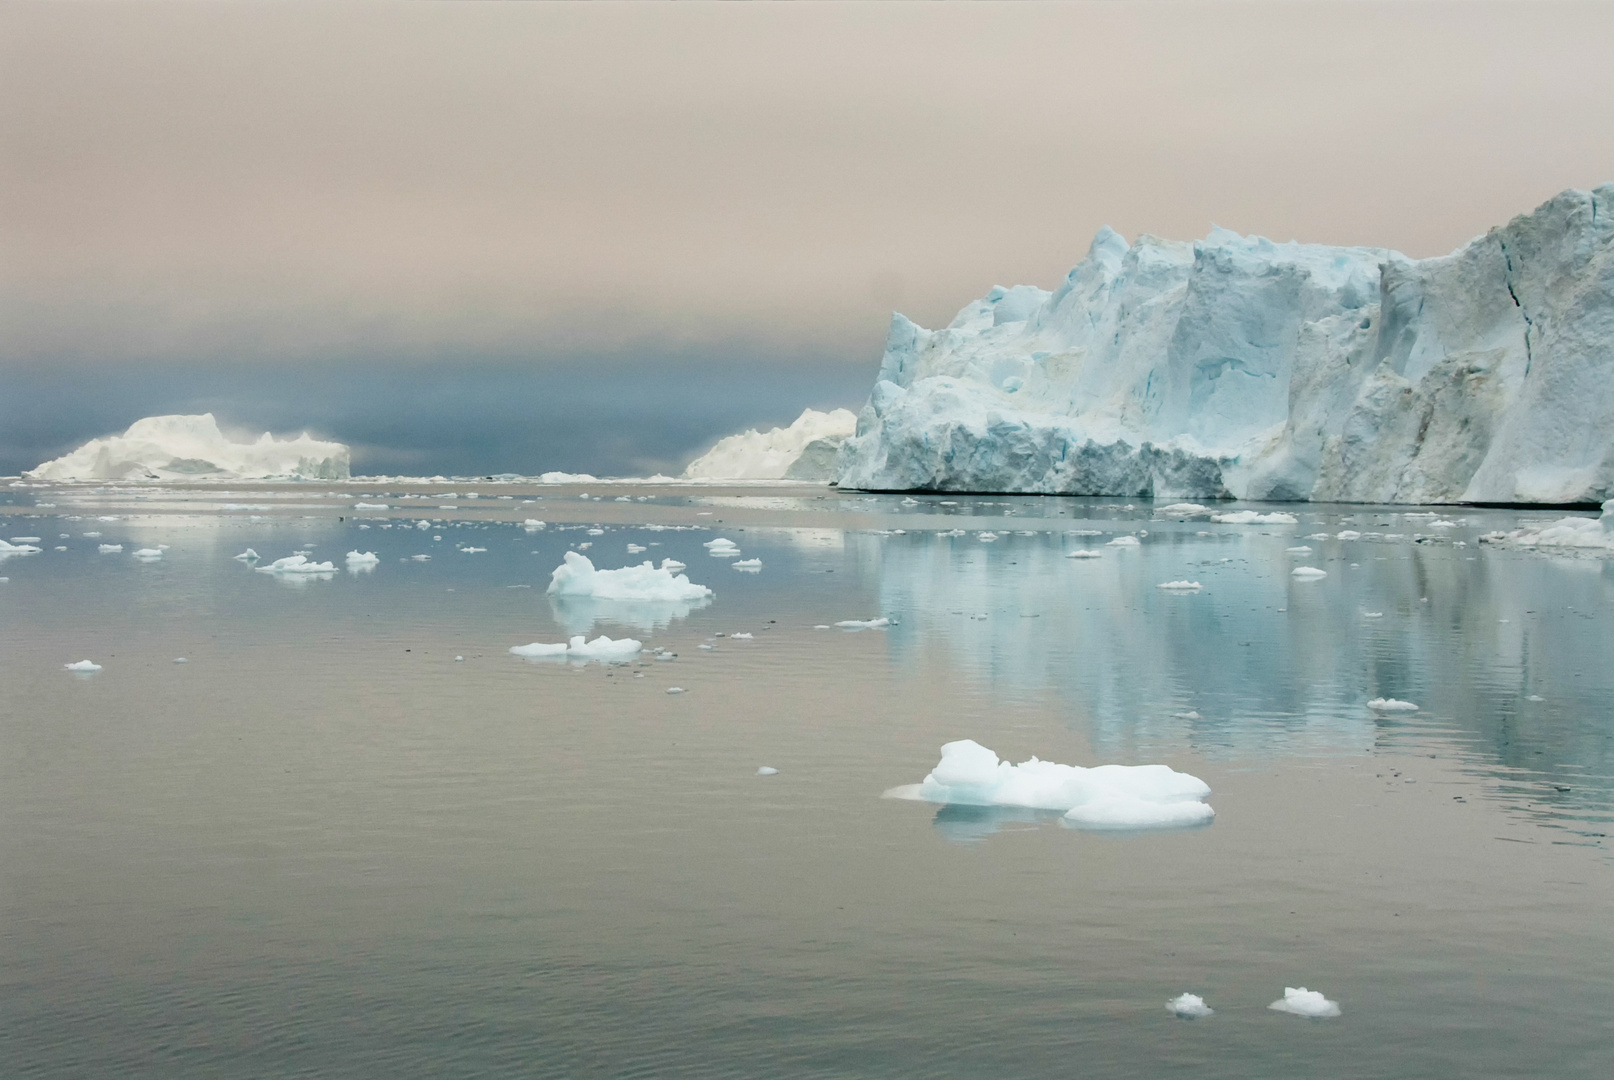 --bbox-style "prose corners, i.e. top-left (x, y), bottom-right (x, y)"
top-left (5, 1), bottom-right (1614, 474)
